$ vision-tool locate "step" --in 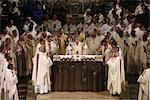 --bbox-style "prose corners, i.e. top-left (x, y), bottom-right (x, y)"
top-left (18, 89), bottom-right (27, 93)
top-left (18, 84), bottom-right (27, 88)
top-left (19, 95), bottom-right (26, 100)
top-left (19, 95), bottom-right (26, 98)
top-left (27, 90), bottom-right (34, 93)
top-left (18, 92), bottom-right (27, 96)
top-left (27, 85), bottom-right (33, 89)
